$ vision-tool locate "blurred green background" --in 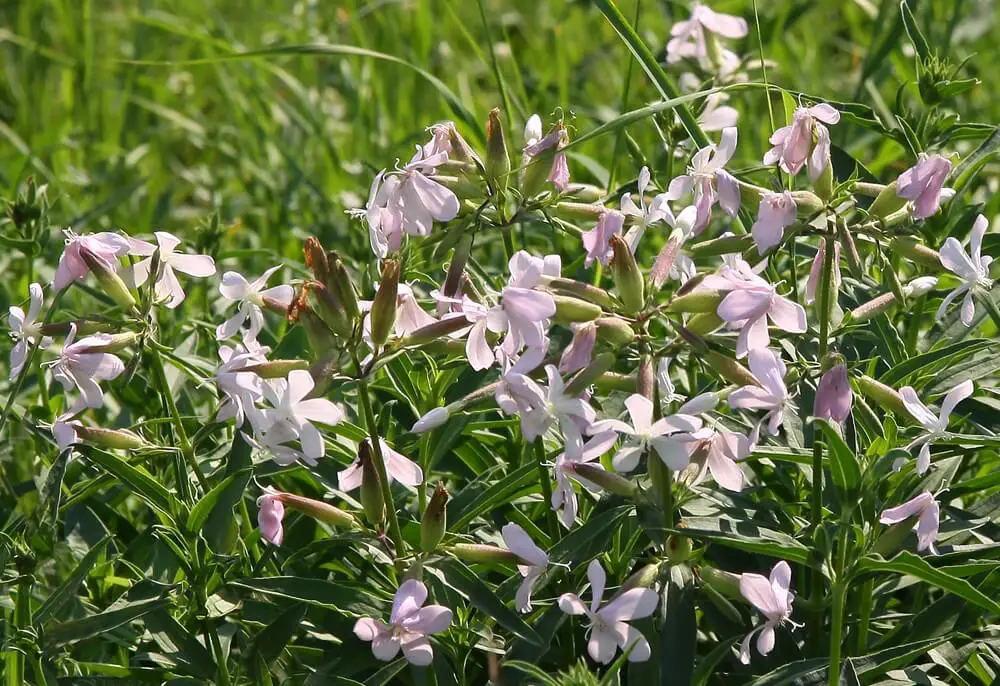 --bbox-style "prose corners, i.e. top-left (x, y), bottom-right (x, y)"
top-left (1, 0), bottom-right (997, 275)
